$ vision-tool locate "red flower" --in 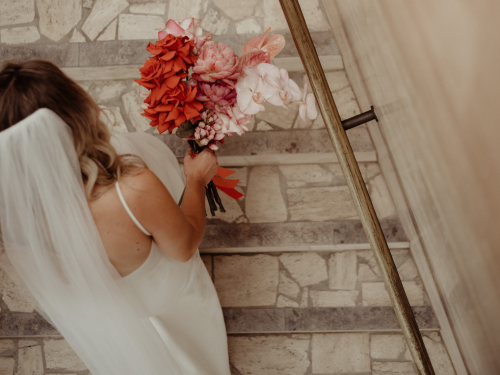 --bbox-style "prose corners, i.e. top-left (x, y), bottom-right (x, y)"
top-left (141, 80), bottom-right (204, 134)
top-left (135, 34), bottom-right (205, 134)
